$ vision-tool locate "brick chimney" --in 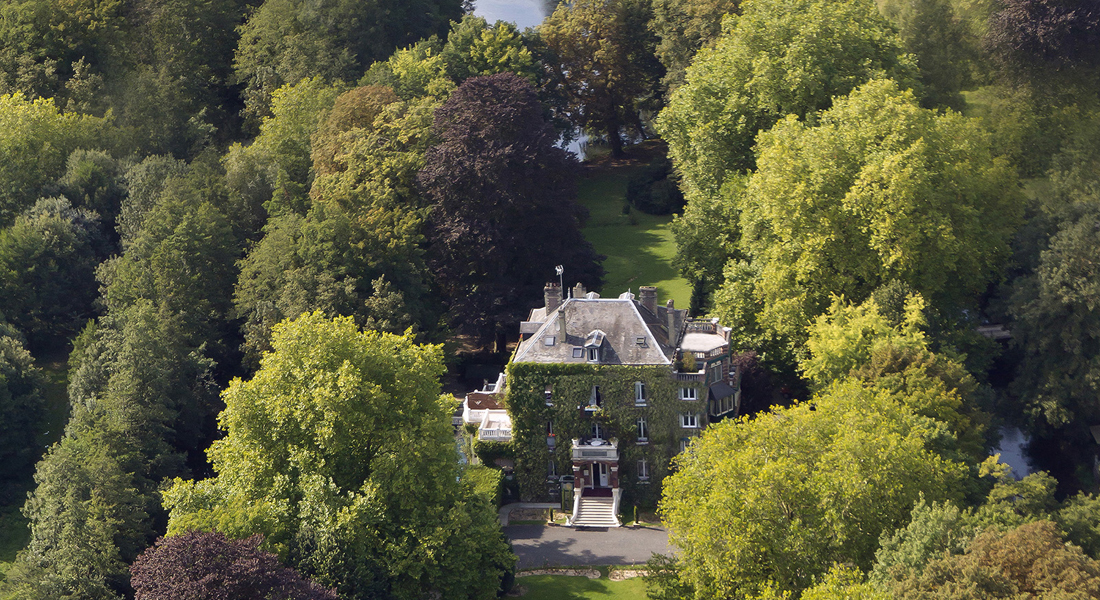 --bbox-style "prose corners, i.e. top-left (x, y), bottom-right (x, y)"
top-left (666, 299), bottom-right (677, 337)
top-left (639, 286), bottom-right (658, 315)
top-left (545, 282), bottom-right (562, 312)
